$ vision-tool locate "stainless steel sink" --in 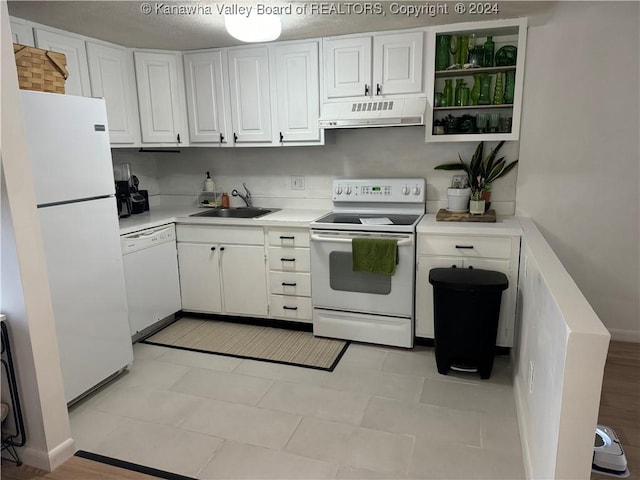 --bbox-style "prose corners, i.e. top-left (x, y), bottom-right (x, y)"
top-left (190, 207), bottom-right (278, 219)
